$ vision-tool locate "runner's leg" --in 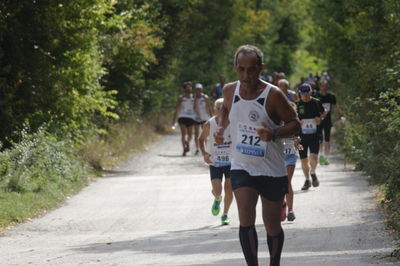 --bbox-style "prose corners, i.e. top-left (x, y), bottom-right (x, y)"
top-left (261, 196), bottom-right (284, 266)
top-left (310, 153), bottom-right (318, 173)
top-left (194, 124), bottom-right (200, 154)
top-left (286, 165), bottom-right (295, 211)
top-left (223, 178), bottom-right (233, 214)
top-left (211, 179), bottom-right (223, 199)
top-left (179, 124), bottom-right (188, 155)
top-left (301, 158), bottom-right (310, 180)
top-left (235, 187), bottom-right (259, 266)
top-left (186, 125), bottom-right (193, 152)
